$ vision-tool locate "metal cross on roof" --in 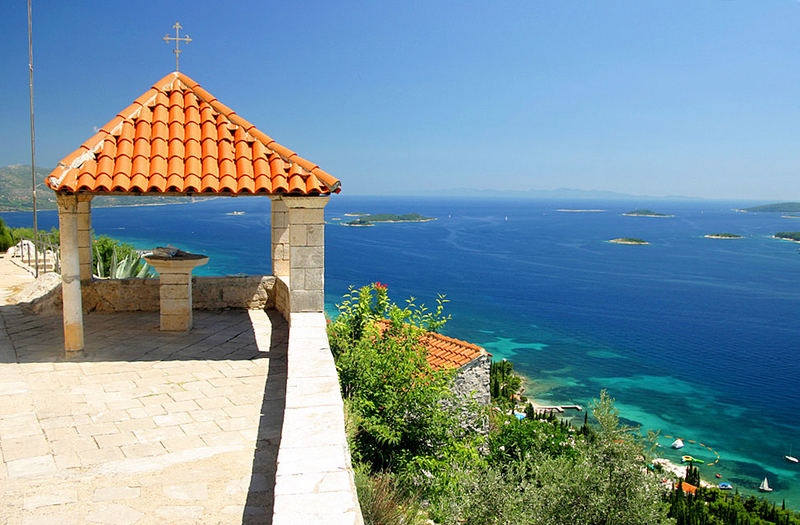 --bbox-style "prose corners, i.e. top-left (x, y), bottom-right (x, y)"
top-left (163, 22), bottom-right (192, 72)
